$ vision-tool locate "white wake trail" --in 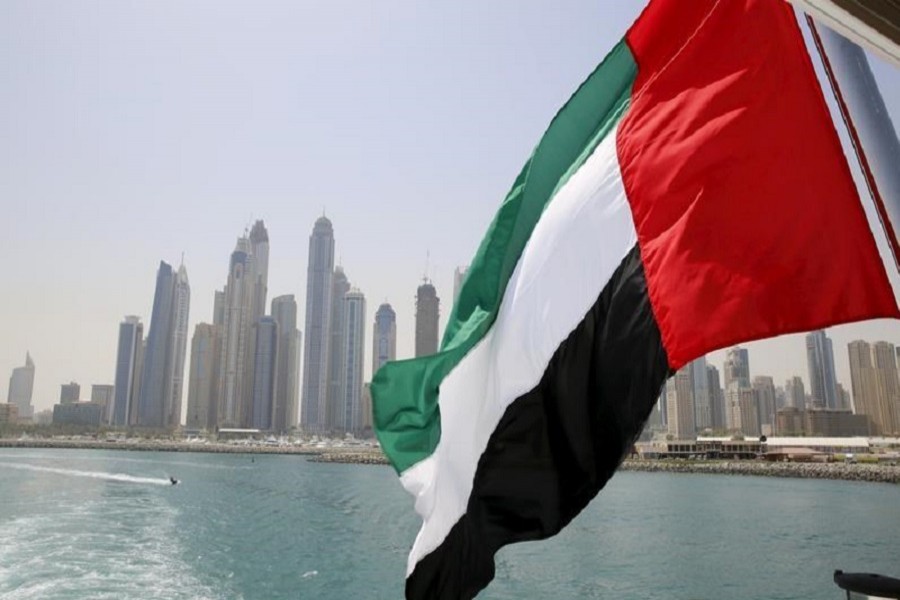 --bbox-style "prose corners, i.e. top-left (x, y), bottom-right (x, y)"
top-left (0, 462), bottom-right (173, 485)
